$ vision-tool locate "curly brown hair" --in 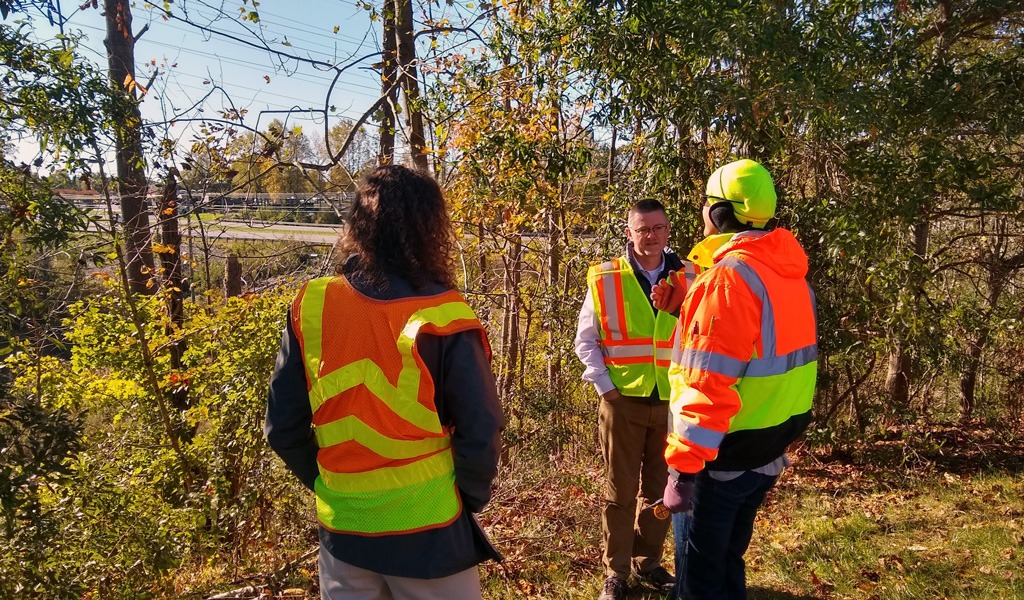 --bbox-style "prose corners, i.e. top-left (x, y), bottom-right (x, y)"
top-left (334, 165), bottom-right (457, 290)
